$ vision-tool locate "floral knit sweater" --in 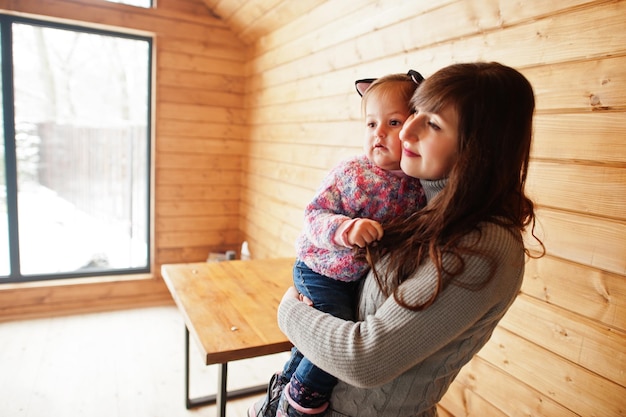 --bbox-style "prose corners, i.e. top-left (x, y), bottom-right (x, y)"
top-left (296, 155), bottom-right (425, 282)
